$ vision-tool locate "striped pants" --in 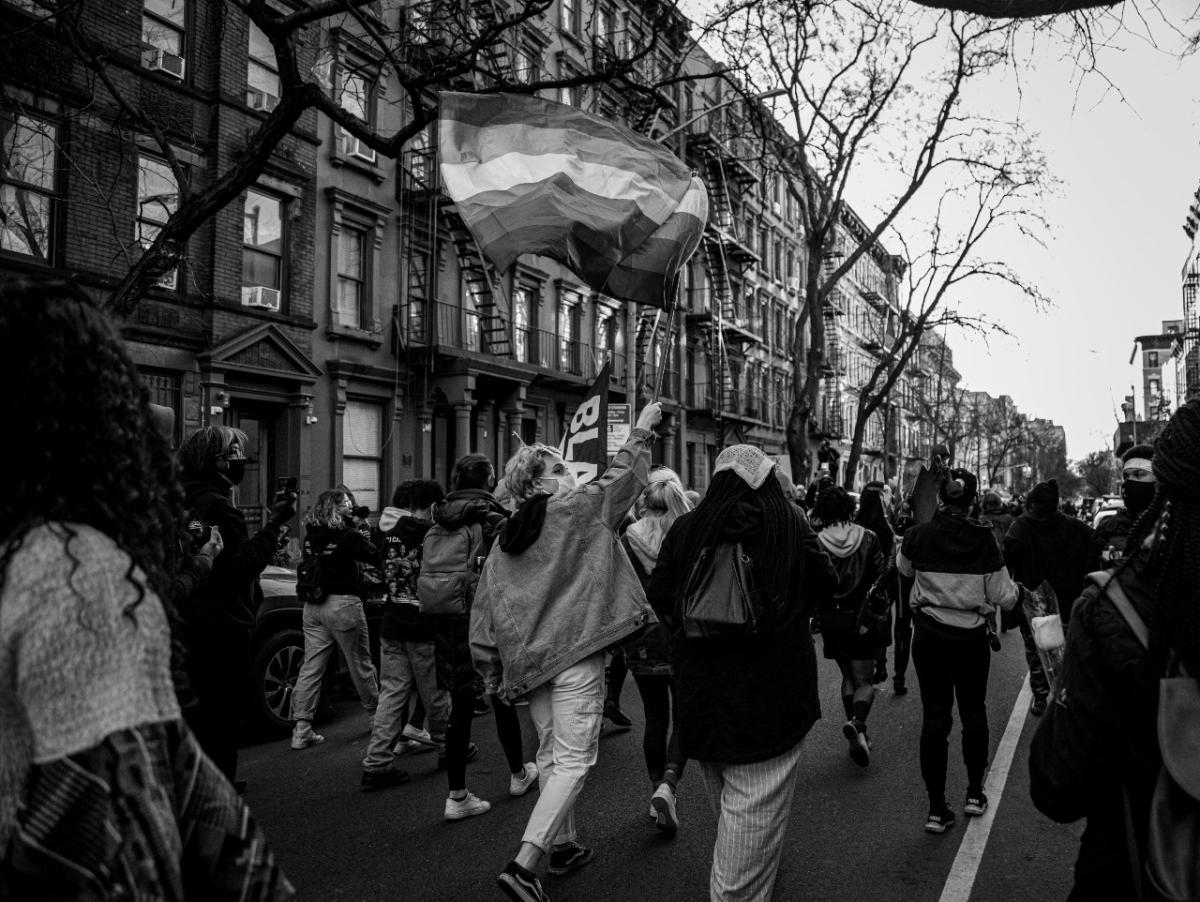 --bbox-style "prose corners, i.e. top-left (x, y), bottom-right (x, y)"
top-left (700, 740), bottom-right (806, 902)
